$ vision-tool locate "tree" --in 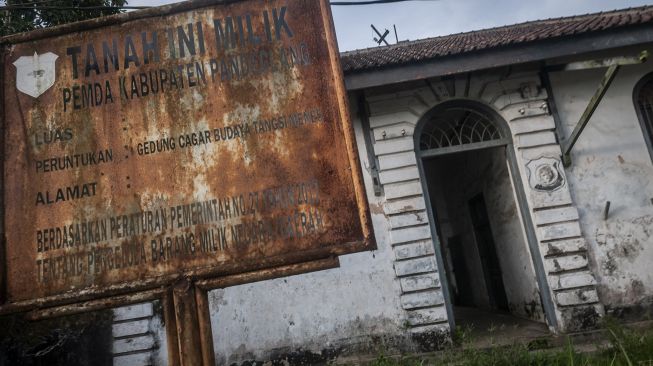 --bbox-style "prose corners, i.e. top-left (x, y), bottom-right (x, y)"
top-left (0, 0), bottom-right (128, 37)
